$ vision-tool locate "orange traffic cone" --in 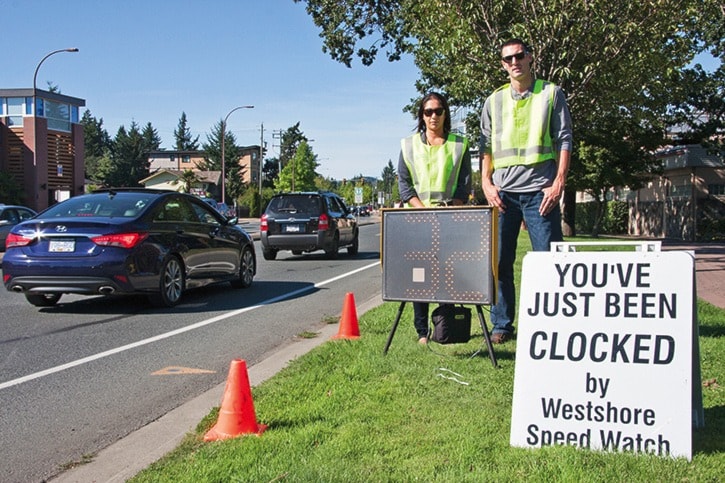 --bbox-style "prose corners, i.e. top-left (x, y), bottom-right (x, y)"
top-left (204, 359), bottom-right (267, 441)
top-left (332, 292), bottom-right (360, 339)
